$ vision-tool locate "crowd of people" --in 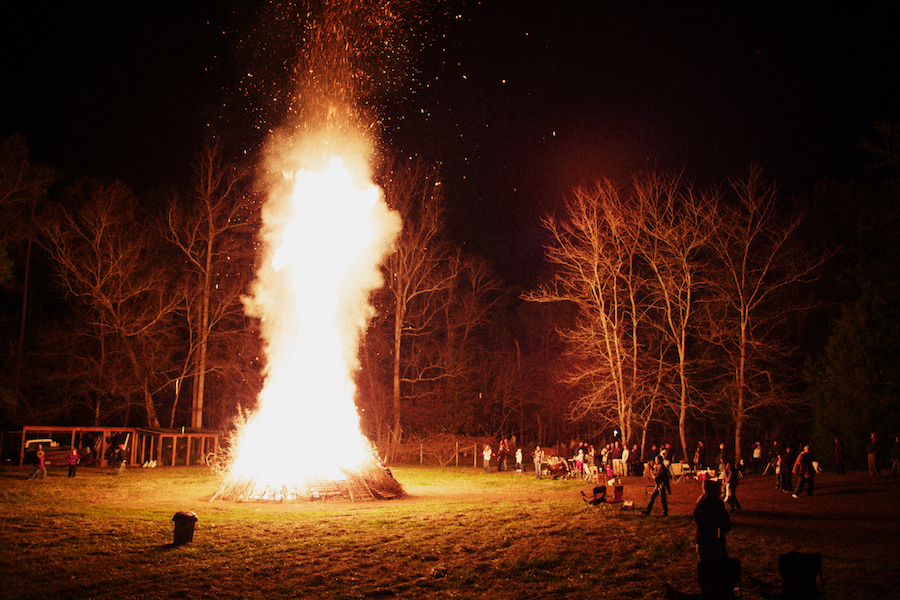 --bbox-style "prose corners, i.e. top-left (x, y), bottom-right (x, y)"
top-left (476, 431), bottom-right (900, 515)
